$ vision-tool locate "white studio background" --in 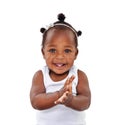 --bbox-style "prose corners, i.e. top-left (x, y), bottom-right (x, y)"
top-left (0, 0), bottom-right (120, 125)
